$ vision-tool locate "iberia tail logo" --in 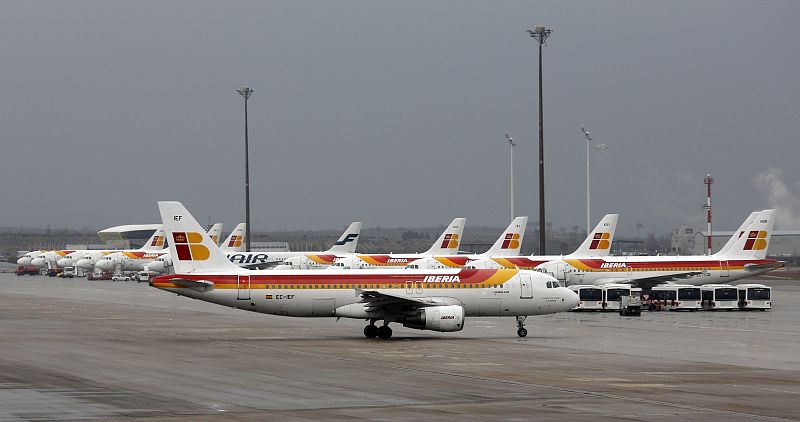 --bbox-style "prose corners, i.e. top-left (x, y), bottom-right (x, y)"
top-left (590, 232), bottom-right (611, 250)
top-left (150, 236), bottom-right (165, 247)
top-left (441, 234), bottom-right (459, 248)
top-left (228, 235), bottom-right (243, 248)
top-left (210, 235), bottom-right (219, 243)
top-left (743, 230), bottom-right (768, 250)
top-left (173, 232), bottom-right (210, 261)
top-left (501, 233), bottom-right (520, 249)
